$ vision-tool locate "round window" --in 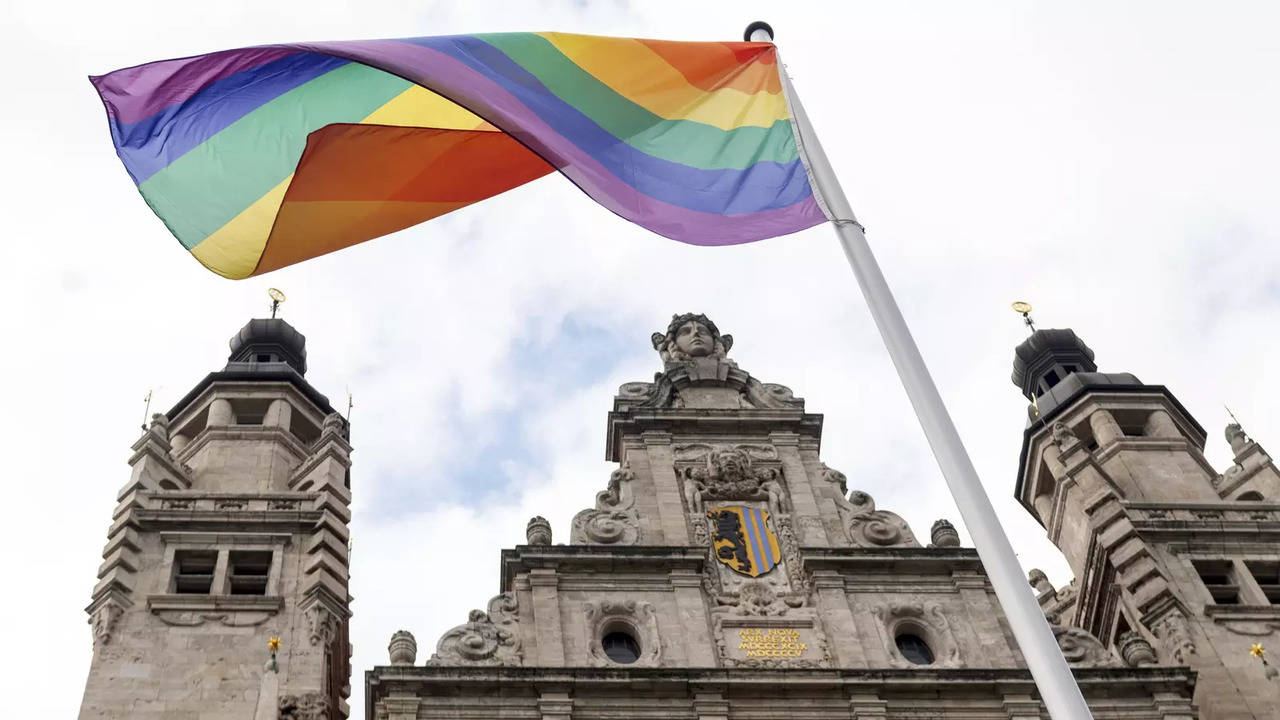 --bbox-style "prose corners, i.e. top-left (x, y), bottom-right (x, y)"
top-left (601, 630), bottom-right (641, 664)
top-left (895, 633), bottom-right (934, 665)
